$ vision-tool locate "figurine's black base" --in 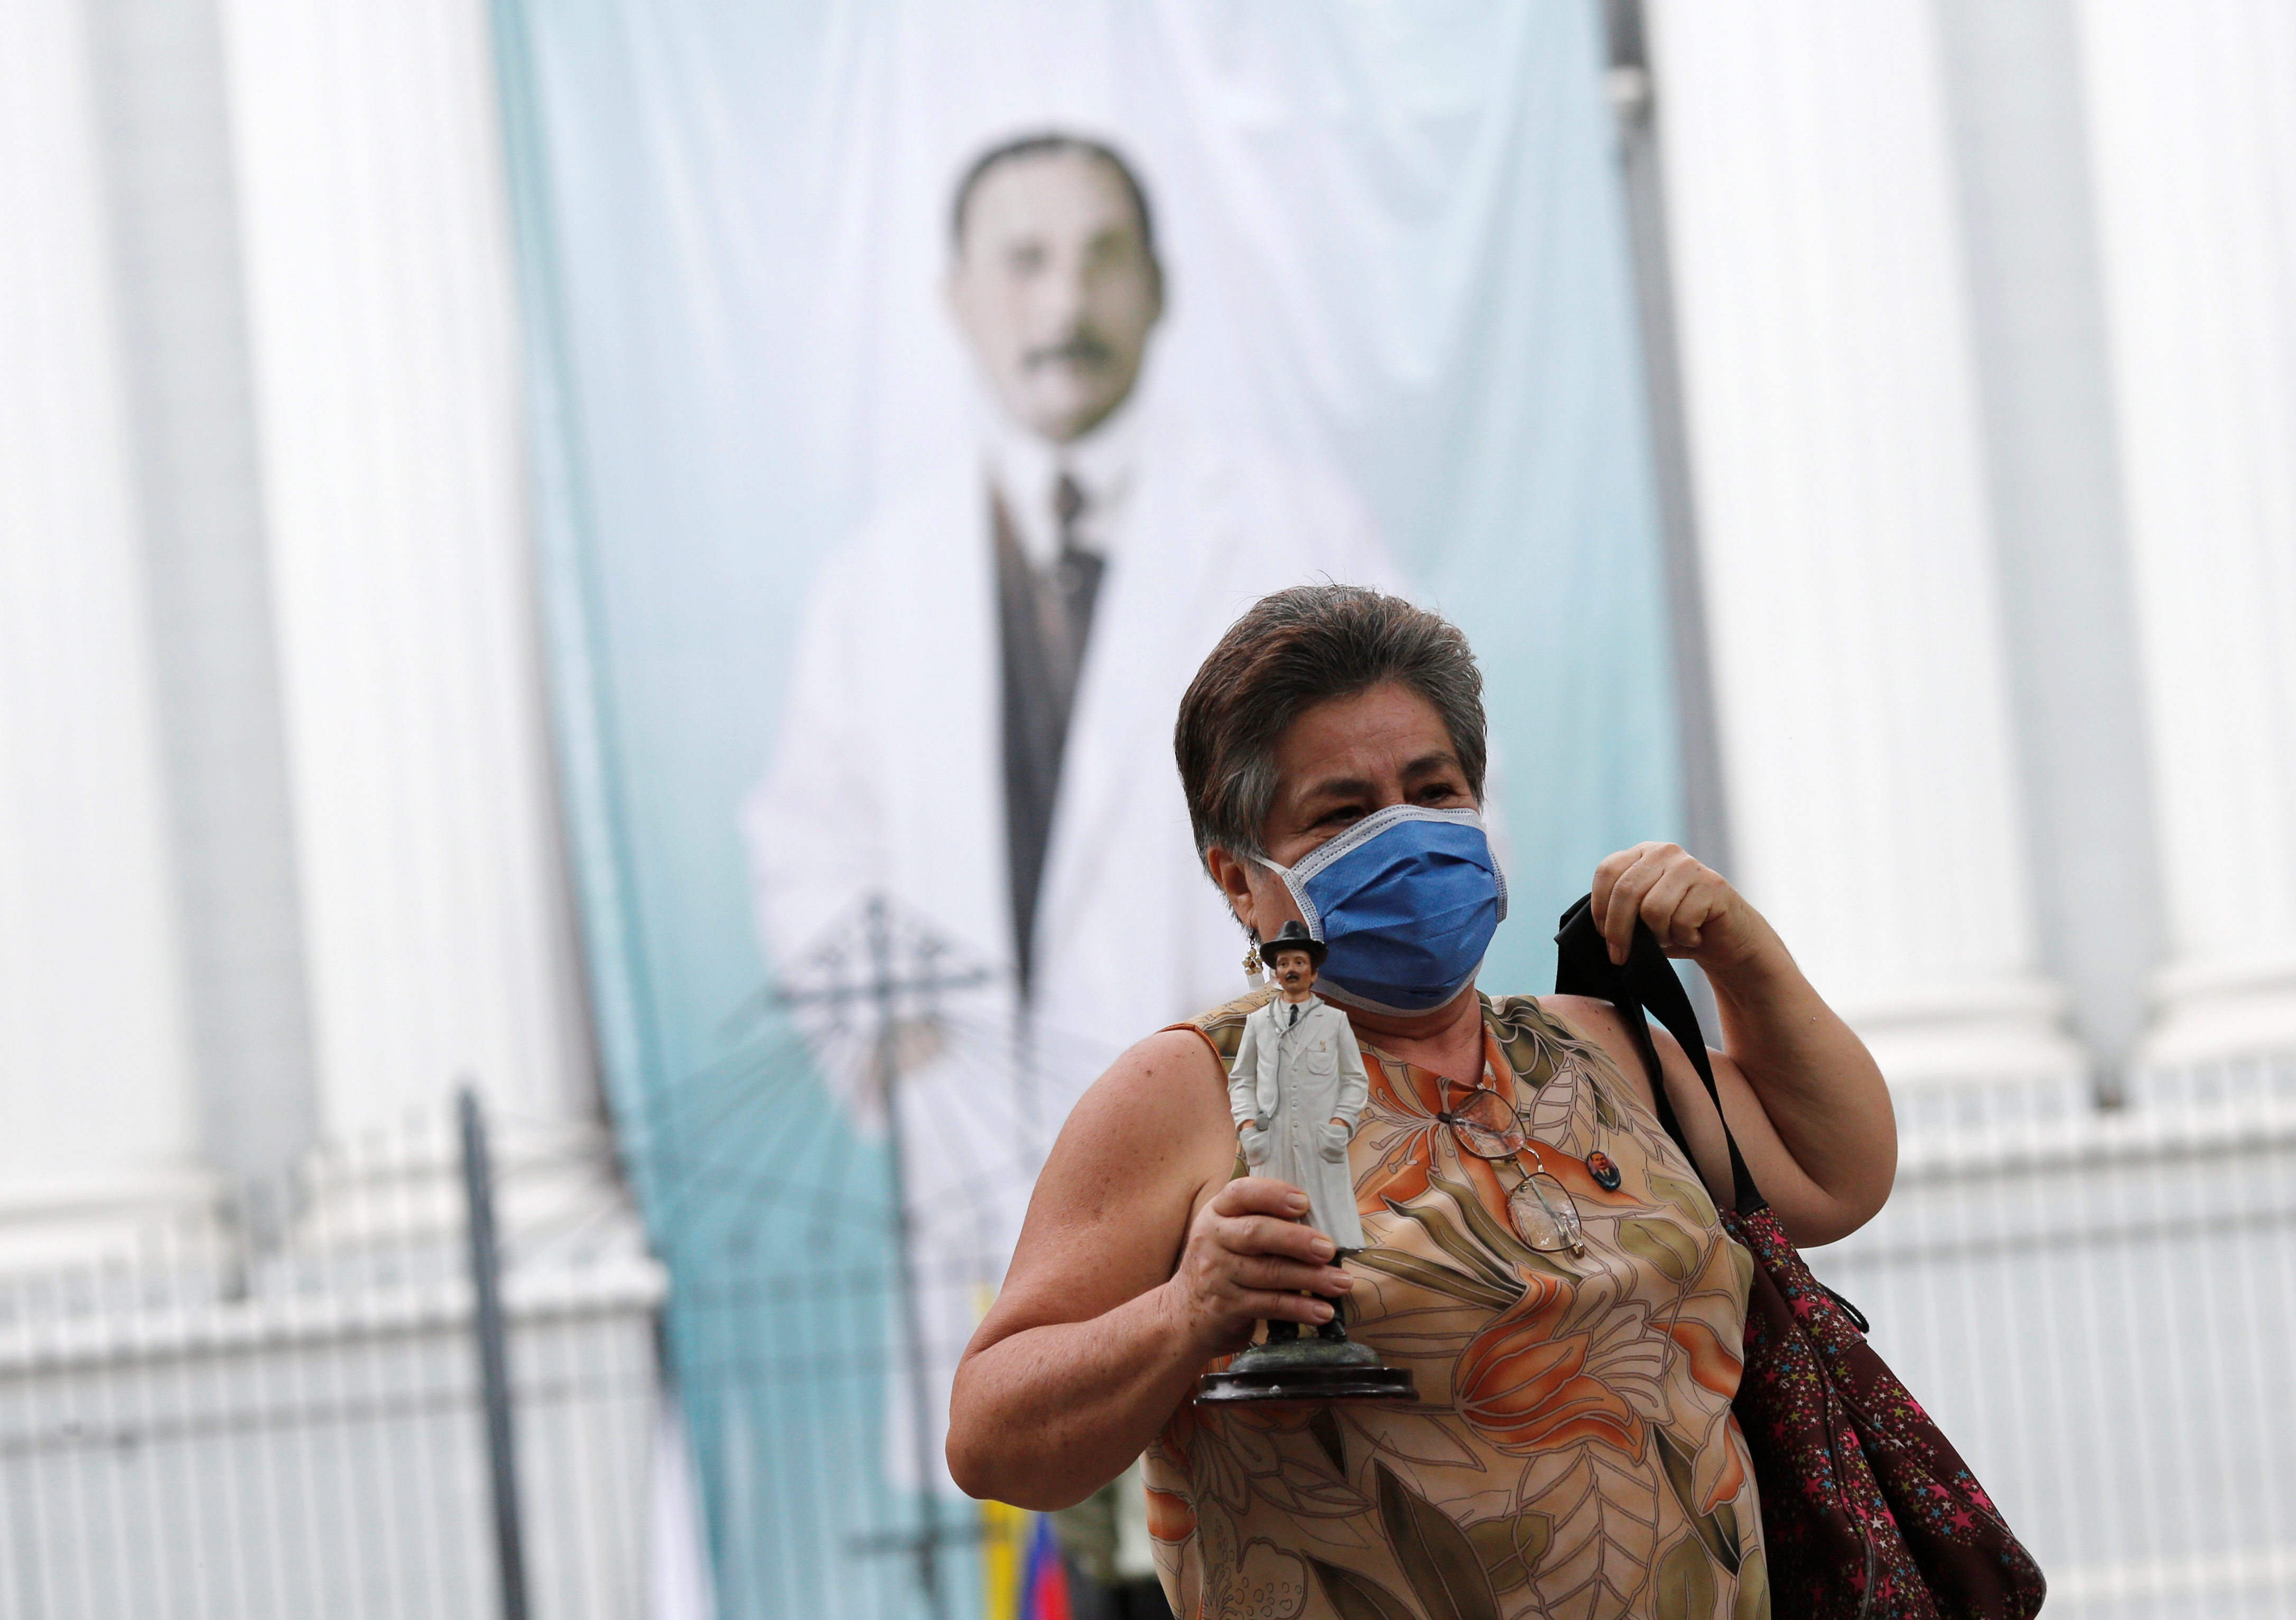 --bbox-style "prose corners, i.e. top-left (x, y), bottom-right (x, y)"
top-left (1194, 1334), bottom-right (1418, 1404)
